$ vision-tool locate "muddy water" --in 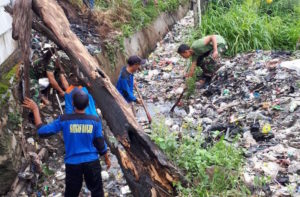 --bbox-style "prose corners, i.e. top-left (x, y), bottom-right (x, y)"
top-left (136, 102), bottom-right (187, 119)
top-left (135, 11), bottom-right (194, 125)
